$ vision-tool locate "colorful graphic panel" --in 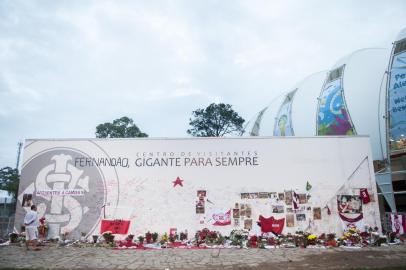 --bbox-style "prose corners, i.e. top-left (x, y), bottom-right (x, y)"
top-left (389, 50), bottom-right (406, 151)
top-left (273, 89), bottom-right (297, 136)
top-left (317, 68), bottom-right (356, 135)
